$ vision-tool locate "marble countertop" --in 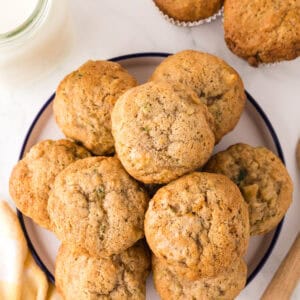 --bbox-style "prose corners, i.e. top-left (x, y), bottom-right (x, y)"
top-left (0, 0), bottom-right (299, 298)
